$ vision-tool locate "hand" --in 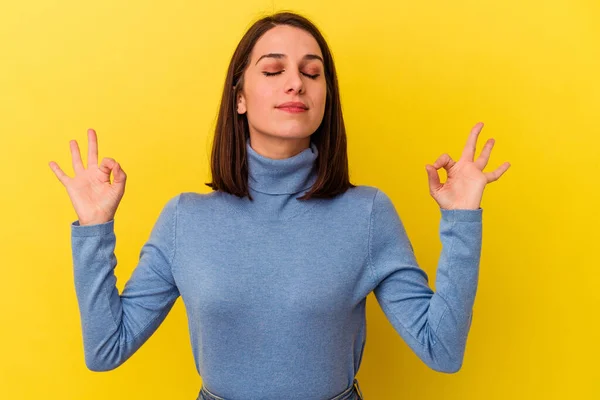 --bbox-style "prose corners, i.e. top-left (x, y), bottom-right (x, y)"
top-left (425, 122), bottom-right (510, 210)
top-left (49, 129), bottom-right (127, 225)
